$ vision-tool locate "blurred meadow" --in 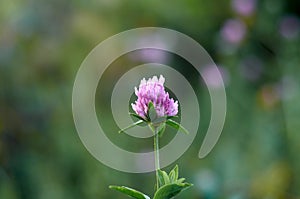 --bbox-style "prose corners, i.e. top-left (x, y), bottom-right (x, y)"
top-left (1, 0), bottom-right (300, 198)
